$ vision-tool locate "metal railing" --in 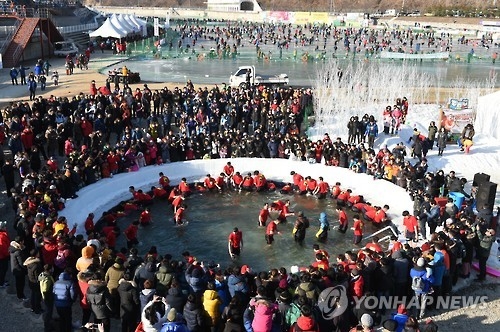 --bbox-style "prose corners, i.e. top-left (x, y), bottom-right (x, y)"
top-left (362, 225), bottom-right (399, 241)
top-left (57, 23), bottom-right (98, 34)
top-left (0, 18), bottom-right (21, 55)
